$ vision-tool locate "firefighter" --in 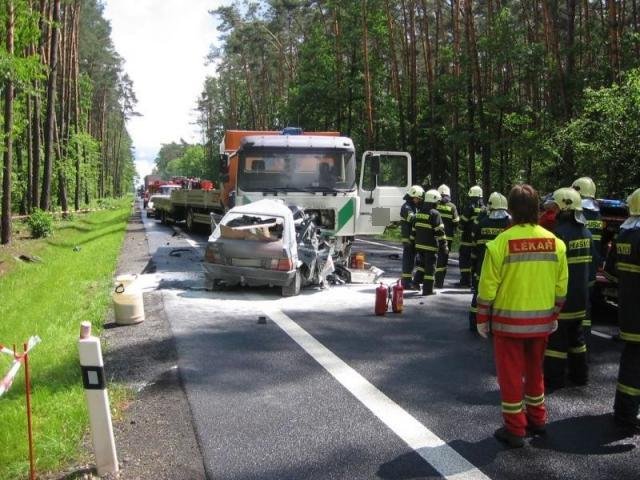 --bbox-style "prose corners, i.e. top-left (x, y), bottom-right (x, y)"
top-left (571, 177), bottom-right (602, 342)
top-left (544, 188), bottom-right (594, 389)
top-left (605, 187), bottom-right (640, 433)
top-left (412, 189), bottom-right (447, 296)
top-left (400, 185), bottom-right (424, 289)
top-left (539, 194), bottom-right (559, 231)
top-left (477, 184), bottom-right (568, 448)
top-left (469, 192), bottom-right (511, 331)
top-left (435, 184), bottom-right (460, 288)
top-left (458, 185), bottom-right (485, 287)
